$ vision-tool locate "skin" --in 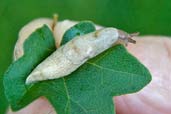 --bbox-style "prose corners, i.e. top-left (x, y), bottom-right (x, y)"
top-left (7, 36), bottom-right (171, 114)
